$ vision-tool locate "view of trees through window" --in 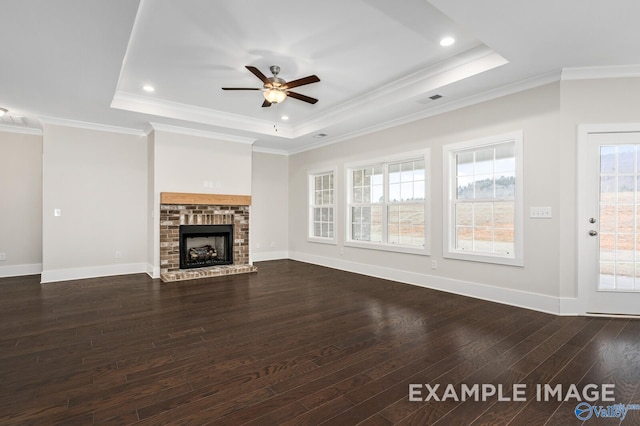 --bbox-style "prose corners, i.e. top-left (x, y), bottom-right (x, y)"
top-left (454, 142), bottom-right (516, 255)
top-left (350, 159), bottom-right (425, 247)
